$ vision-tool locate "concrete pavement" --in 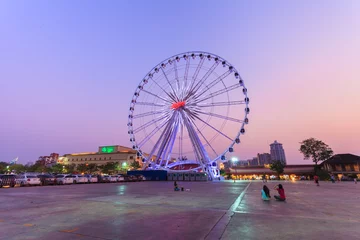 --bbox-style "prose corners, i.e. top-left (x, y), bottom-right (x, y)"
top-left (0, 180), bottom-right (359, 239)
